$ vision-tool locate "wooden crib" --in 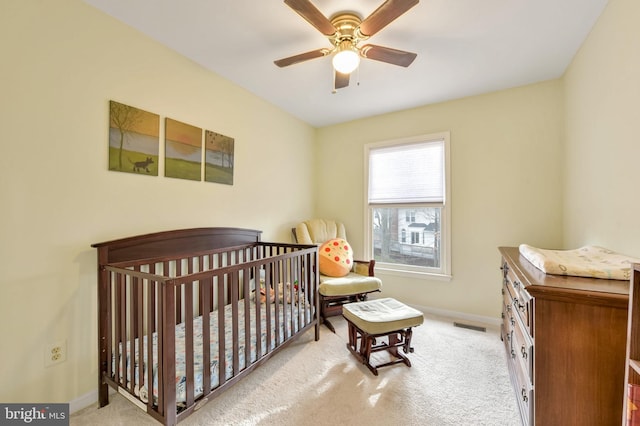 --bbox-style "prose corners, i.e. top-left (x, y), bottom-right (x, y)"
top-left (92, 227), bottom-right (319, 425)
